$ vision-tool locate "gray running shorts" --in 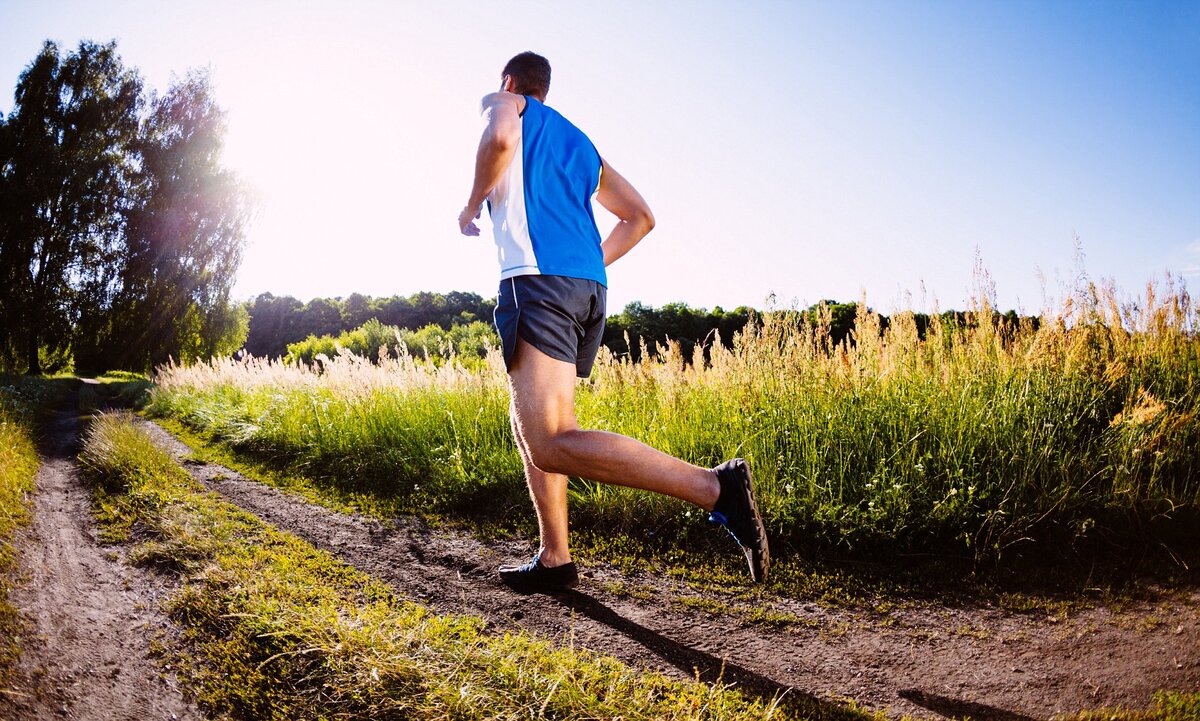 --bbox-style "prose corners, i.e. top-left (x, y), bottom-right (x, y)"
top-left (494, 275), bottom-right (607, 378)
